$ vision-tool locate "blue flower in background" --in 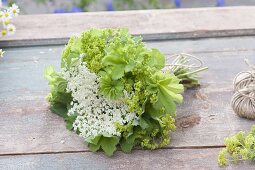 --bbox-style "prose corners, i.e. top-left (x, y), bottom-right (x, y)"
top-left (54, 6), bottom-right (83, 14)
top-left (54, 8), bottom-right (67, 13)
top-left (174, 0), bottom-right (181, 8)
top-left (174, 0), bottom-right (225, 8)
top-left (216, 0), bottom-right (225, 7)
top-left (107, 0), bottom-right (114, 11)
top-left (71, 6), bottom-right (83, 13)
top-left (2, 0), bottom-right (8, 6)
